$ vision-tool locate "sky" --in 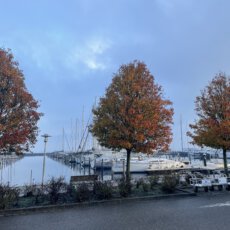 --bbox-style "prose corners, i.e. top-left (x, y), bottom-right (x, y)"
top-left (0, 0), bottom-right (230, 153)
